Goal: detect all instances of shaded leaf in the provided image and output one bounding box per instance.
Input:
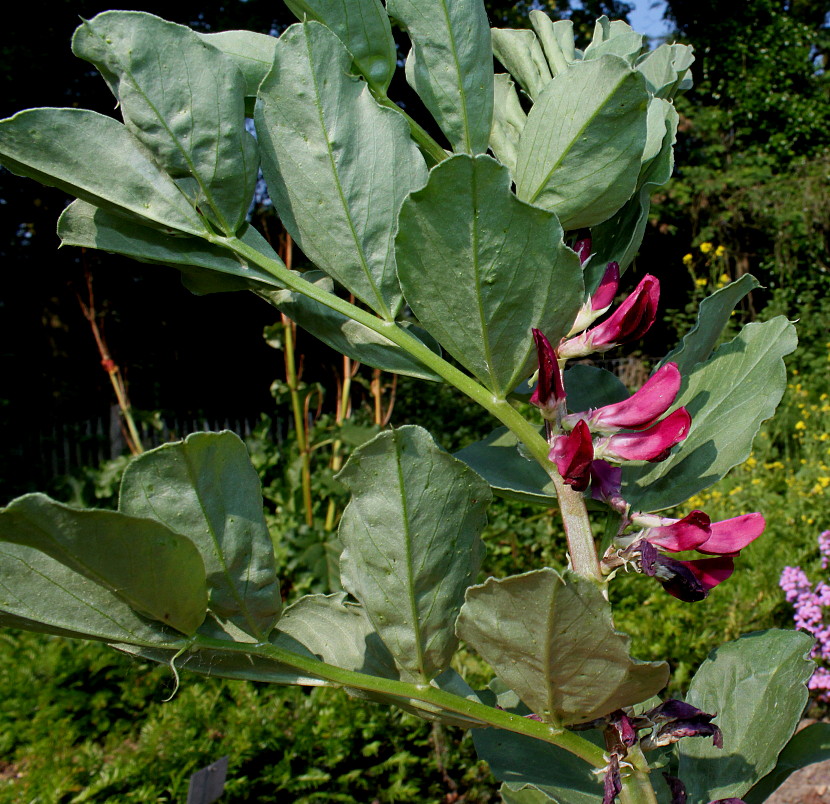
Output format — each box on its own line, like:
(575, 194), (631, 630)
(590, 98), (678, 276)
(0, 494), (207, 635)
(58, 200), (283, 293)
(623, 317), (797, 511)
(492, 28), (552, 100)
(457, 568), (668, 724)
(744, 722), (830, 804)
(0, 541), (187, 648)
(256, 22), (427, 319)
(199, 29), (277, 98)
(636, 42), (695, 99)
(389, 0), (493, 154)
(659, 275), (761, 375)
(678, 630), (814, 802)
(283, 0), (396, 92)
(515, 55), (649, 230)
(257, 272), (443, 381)
(529, 12), (579, 77)
(490, 73), (526, 175)
(455, 427), (556, 505)
(338, 426), (490, 683)
(500, 784), (575, 804)
(564, 365), (630, 413)
(74, 11), (258, 235)
(396, 154), (583, 396)
(119, 431), (281, 641)
(0, 108), (205, 235)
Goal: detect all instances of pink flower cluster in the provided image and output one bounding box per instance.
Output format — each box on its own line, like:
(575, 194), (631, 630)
(780, 531), (830, 698)
(531, 240), (765, 601)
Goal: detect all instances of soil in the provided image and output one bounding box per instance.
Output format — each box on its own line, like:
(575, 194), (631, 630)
(766, 721), (830, 804)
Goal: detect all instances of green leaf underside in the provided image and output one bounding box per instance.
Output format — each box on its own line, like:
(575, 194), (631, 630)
(396, 154), (582, 396)
(338, 426), (490, 683)
(583, 17), (645, 64)
(636, 42), (695, 98)
(623, 316), (797, 511)
(0, 494), (207, 635)
(283, 0), (397, 92)
(256, 21), (427, 319)
(457, 569), (668, 724)
(198, 29), (278, 98)
(454, 427), (556, 505)
(515, 55), (649, 230)
(678, 630), (814, 802)
(0, 541), (187, 648)
(744, 722), (830, 804)
(490, 73), (527, 176)
(73, 11), (257, 235)
(390, 0), (494, 155)
(491, 28), (552, 101)
(58, 200), (284, 293)
(0, 108), (205, 236)
(590, 98), (678, 276)
(257, 272), (443, 382)
(500, 783), (587, 804)
(660, 275), (761, 375)
(119, 432), (281, 641)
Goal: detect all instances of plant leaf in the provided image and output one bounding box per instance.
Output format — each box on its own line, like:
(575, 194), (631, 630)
(500, 784), (577, 804)
(0, 494), (207, 635)
(659, 275), (761, 374)
(583, 17), (645, 65)
(283, 0), (396, 93)
(623, 317), (797, 512)
(337, 426), (490, 683)
(491, 28), (552, 101)
(198, 29), (277, 109)
(564, 365), (630, 412)
(678, 629), (815, 802)
(119, 431), (281, 641)
(257, 272), (443, 382)
(58, 200), (283, 293)
(743, 722), (830, 804)
(457, 568), (668, 724)
(454, 427), (556, 505)
(256, 21), (427, 319)
(396, 154), (583, 397)
(530, 12), (579, 77)
(515, 55), (649, 230)
(490, 73), (527, 175)
(73, 11), (258, 235)
(0, 541), (187, 648)
(590, 98), (678, 276)
(636, 42), (695, 99)
(389, 0), (493, 154)
(0, 108), (205, 236)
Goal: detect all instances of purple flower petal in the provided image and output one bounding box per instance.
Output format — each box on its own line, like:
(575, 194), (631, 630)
(602, 753), (622, 804)
(592, 261), (620, 311)
(530, 328), (566, 415)
(663, 773), (687, 804)
(574, 237), (592, 265)
(644, 510), (711, 553)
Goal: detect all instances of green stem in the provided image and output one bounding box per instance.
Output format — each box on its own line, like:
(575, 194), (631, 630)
(618, 745), (660, 804)
(193, 632), (606, 768)
(226, 234), (602, 578)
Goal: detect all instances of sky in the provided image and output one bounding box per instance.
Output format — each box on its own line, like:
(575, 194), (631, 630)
(627, 0), (672, 40)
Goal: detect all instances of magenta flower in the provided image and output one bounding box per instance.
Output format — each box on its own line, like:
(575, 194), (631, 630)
(695, 513), (766, 555)
(530, 328), (566, 418)
(563, 363), (683, 435)
(550, 420), (594, 491)
(642, 510), (711, 552)
(640, 541), (737, 602)
(573, 237), (592, 265)
(560, 274), (660, 358)
(594, 407), (691, 463)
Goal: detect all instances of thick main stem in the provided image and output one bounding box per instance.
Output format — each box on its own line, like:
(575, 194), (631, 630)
(618, 746), (660, 804)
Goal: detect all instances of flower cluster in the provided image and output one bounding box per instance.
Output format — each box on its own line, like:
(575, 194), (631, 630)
(780, 531), (830, 699)
(531, 241), (765, 601)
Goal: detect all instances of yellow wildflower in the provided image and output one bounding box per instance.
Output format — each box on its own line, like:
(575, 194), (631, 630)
(695, 277), (707, 288)
(682, 253), (694, 266)
(699, 242), (713, 254)
(715, 245), (727, 257)
(795, 421), (807, 430)
(719, 273), (731, 284)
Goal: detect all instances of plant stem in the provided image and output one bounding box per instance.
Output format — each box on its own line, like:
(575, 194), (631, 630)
(224, 234), (602, 578)
(193, 631), (607, 769)
(373, 95), (448, 165)
(618, 745), (660, 804)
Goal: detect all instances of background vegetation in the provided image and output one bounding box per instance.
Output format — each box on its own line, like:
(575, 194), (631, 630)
(1, 0), (829, 800)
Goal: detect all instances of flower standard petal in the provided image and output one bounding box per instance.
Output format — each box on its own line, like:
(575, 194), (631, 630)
(591, 261), (620, 312)
(696, 513), (766, 555)
(644, 510), (711, 553)
(598, 407), (691, 463)
(550, 419), (594, 491)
